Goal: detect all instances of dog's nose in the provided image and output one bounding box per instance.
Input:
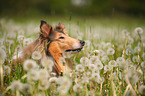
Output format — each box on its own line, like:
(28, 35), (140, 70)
(80, 40), (85, 46)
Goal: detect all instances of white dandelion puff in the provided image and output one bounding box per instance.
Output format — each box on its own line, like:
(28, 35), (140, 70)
(76, 64), (84, 72)
(27, 69), (39, 81)
(17, 35), (24, 43)
(134, 46), (141, 53)
(93, 50), (100, 56)
(39, 69), (50, 80)
(107, 48), (115, 55)
(41, 57), (54, 69)
(96, 61), (103, 70)
(10, 80), (23, 92)
(88, 64), (96, 71)
(23, 59), (38, 71)
(141, 62), (145, 68)
(49, 77), (58, 84)
(90, 56), (99, 64)
(138, 85), (145, 95)
(38, 79), (49, 90)
(135, 27), (143, 34)
(73, 84), (82, 92)
(133, 56), (140, 63)
(108, 60), (117, 67)
(32, 51), (42, 60)
(101, 55), (109, 63)
(104, 65), (112, 72)
(0, 48), (7, 64)
(3, 65), (11, 74)
(116, 57), (125, 64)
(80, 57), (90, 65)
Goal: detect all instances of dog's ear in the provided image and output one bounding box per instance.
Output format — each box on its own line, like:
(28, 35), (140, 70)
(40, 20), (53, 38)
(55, 23), (67, 35)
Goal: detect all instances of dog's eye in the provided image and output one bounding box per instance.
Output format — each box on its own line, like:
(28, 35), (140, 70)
(59, 37), (64, 39)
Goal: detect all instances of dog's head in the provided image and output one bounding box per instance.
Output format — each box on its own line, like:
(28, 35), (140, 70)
(40, 20), (85, 54)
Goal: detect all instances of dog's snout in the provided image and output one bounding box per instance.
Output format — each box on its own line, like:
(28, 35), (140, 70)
(80, 40), (85, 46)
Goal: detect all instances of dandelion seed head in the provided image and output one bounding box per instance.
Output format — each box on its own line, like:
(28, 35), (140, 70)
(108, 60), (117, 67)
(93, 50), (100, 56)
(23, 59), (38, 71)
(3, 65), (11, 74)
(141, 62), (145, 68)
(107, 48), (115, 55)
(38, 79), (49, 90)
(27, 69), (39, 81)
(96, 61), (103, 70)
(0, 48), (7, 64)
(17, 35), (24, 43)
(41, 57), (54, 69)
(90, 56), (99, 64)
(134, 46), (141, 53)
(73, 84), (82, 92)
(116, 57), (125, 64)
(135, 27), (143, 34)
(104, 65), (112, 72)
(39, 69), (50, 80)
(49, 77), (58, 84)
(138, 85), (145, 95)
(101, 55), (109, 63)
(10, 80), (23, 92)
(76, 64), (84, 72)
(21, 84), (30, 94)
(133, 56), (140, 63)
(23, 38), (33, 47)
(128, 36), (134, 44)
(88, 64), (96, 71)
(80, 57), (90, 64)
(32, 51), (42, 60)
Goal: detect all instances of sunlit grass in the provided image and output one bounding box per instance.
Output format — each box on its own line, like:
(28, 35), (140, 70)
(0, 16), (145, 96)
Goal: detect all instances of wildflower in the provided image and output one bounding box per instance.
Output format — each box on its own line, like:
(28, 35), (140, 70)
(138, 85), (145, 95)
(108, 60), (117, 67)
(96, 76), (105, 84)
(93, 73), (100, 80)
(93, 50), (100, 56)
(23, 59), (38, 71)
(98, 49), (105, 57)
(125, 69), (139, 85)
(118, 60), (128, 70)
(17, 35), (24, 43)
(134, 46), (141, 53)
(39, 69), (50, 80)
(80, 57), (90, 65)
(103, 42), (112, 50)
(49, 77), (58, 84)
(23, 38), (33, 47)
(73, 84), (82, 92)
(38, 79), (49, 90)
(125, 48), (132, 56)
(122, 29), (129, 37)
(96, 61), (103, 70)
(27, 69), (39, 81)
(116, 57), (125, 63)
(104, 65), (112, 72)
(81, 76), (89, 84)
(0, 48), (7, 64)
(101, 55), (109, 63)
(10, 80), (23, 92)
(133, 56), (140, 63)
(128, 36), (134, 44)
(85, 71), (93, 79)
(41, 57), (54, 70)
(3, 65), (11, 74)
(21, 84), (30, 94)
(57, 76), (71, 94)
(107, 48), (115, 55)
(141, 62), (145, 68)
(88, 64), (96, 71)
(76, 64), (84, 72)
(135, 27), (143, 34)
(32, 51), (42, 60)
(90, 56), (99, 64)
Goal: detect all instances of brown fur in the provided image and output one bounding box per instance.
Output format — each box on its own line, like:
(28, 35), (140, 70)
(13, 20), (85, 76)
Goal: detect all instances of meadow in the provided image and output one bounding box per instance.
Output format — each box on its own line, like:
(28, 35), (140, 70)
(0, 16), (145, 96)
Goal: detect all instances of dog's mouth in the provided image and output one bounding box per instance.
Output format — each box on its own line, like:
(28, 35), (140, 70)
(65, 48), (82, 53)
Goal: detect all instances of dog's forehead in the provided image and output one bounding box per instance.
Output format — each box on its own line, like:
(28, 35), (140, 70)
(54, 31), (66, 35)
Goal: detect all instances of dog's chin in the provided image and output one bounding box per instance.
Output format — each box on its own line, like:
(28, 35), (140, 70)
(65, 47), (83, 53)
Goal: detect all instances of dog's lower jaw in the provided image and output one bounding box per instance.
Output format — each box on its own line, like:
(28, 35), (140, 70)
(49, 42), (64, 76)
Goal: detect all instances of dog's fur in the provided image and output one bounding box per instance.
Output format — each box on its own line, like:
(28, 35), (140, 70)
(13, 20), (85, 76)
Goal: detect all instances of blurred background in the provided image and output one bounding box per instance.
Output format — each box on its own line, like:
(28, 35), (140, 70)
(0, 0), (145, 18)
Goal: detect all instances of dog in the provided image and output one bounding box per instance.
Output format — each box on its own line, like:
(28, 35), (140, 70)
(13, 20), (85, 76)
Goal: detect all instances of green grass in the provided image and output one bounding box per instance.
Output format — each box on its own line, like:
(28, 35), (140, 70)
(0, 16), (145, 96)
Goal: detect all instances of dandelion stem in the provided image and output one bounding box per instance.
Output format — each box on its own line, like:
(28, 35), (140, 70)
(0, 63), (4, 89)
(123, 85), (129, 96)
